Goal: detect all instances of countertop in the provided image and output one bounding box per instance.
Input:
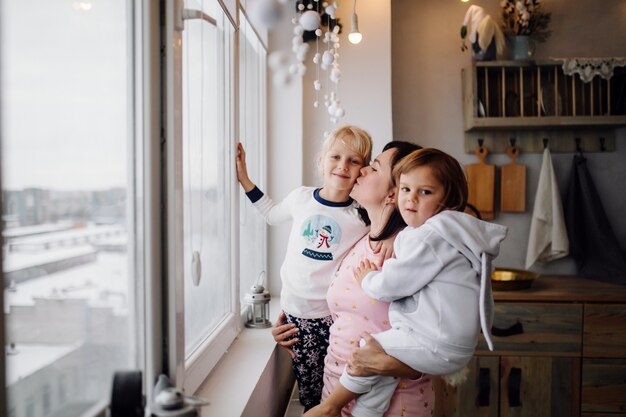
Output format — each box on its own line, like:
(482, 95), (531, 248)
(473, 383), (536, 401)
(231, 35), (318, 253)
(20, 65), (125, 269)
(493, 275), (626, 303)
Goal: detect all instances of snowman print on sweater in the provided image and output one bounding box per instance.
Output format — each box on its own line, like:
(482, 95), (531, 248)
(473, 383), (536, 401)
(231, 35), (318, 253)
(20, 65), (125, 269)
(300, 215), (342, 261)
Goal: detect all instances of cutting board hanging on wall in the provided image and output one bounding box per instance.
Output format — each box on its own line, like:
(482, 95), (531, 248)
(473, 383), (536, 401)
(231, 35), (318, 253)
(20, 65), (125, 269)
(500, 145), (526, 212)
(466, 146), (495, 219)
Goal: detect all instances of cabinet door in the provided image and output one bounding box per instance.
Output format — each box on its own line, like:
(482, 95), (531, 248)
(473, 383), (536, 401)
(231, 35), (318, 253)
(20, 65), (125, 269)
(583, 304), (626, 358)
(434, 356), (499, 417)
(581, 358), (626, 413)
(500, 356), (580, 417)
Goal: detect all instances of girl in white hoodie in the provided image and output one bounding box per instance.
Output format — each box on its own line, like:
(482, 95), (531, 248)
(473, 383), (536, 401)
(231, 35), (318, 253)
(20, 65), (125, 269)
(305, 148), (508, 417)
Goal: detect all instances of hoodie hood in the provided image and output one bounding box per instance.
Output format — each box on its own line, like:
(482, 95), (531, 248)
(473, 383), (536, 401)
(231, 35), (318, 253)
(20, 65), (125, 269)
(426, 210), (507, 351)
(426, 210), (508, 274)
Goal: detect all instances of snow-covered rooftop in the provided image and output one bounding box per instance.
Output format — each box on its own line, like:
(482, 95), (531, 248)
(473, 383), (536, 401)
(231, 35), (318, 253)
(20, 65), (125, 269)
(4, 251), (129, 313)
(3, 223), (74, 239)
(5, 342), (79, 385)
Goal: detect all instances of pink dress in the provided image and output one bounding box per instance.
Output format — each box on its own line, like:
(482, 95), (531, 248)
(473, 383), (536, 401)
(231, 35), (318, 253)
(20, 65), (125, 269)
(323, 235), (435, 417)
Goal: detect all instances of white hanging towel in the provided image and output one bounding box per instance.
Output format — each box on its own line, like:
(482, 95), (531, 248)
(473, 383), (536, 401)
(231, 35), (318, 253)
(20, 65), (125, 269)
(525, 148), (569, 268)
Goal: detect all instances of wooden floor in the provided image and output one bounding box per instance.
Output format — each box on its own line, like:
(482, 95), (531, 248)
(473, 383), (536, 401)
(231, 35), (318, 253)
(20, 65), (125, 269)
(283, 384), (305, 417)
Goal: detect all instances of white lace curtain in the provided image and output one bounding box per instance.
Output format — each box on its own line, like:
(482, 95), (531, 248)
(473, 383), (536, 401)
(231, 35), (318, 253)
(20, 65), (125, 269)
(554, 57), (626, 83)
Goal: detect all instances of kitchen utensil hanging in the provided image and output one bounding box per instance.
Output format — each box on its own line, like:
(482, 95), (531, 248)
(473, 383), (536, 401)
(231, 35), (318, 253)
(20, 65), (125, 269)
(500, 141), (526, 212)
(465, 142), (495, 219)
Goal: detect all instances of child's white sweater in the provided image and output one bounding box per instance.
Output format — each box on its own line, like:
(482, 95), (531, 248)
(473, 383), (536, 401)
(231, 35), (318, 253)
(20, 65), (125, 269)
(361, 211), (507, 356)
(249, 186), (368, 319)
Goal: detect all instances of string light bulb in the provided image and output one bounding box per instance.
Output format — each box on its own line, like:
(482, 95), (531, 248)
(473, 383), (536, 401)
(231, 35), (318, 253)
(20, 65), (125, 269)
(348, 0), (362, 44)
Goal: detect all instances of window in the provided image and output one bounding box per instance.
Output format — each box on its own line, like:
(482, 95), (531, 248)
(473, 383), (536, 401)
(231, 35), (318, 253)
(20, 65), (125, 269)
(1, 1), (141, 415)
(239, 11), (268, 304)
(1, 0), (270, 409)
(174, 0), (238, 393)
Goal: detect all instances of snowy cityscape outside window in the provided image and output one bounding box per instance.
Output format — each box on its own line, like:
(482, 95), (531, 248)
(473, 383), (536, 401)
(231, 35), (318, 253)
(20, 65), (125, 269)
(1, 1), (136, 416)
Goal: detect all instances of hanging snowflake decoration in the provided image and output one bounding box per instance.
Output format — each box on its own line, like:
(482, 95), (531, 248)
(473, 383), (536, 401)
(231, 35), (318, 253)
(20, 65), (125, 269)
(279, 1), (347, 126)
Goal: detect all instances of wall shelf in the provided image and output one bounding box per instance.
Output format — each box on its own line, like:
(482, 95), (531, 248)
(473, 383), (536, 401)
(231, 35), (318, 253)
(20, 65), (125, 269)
(462, 60), (626, 153)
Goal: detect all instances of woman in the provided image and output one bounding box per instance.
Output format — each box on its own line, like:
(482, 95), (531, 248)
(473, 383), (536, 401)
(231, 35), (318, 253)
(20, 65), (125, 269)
(274, 141), (435, 416)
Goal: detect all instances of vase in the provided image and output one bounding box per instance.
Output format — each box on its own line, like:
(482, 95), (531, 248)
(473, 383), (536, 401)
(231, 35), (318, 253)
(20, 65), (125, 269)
(507, 35), (535, 61)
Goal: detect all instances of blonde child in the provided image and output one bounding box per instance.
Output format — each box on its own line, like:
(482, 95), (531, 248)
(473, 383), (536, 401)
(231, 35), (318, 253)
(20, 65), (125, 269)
(236, 126), (373, 411)
(305, 148), (508, 417)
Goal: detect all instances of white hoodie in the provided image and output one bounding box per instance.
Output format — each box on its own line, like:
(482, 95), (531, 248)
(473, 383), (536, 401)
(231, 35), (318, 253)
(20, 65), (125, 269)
(361, 211), (507, 358)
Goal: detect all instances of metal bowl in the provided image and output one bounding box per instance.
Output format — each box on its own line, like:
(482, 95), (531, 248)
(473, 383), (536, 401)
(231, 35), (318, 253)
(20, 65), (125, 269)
(491, 268), (538, 291)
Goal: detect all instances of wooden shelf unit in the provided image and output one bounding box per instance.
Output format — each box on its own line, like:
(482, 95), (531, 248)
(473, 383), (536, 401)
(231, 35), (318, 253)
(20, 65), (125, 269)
(462, 60), (626, 153)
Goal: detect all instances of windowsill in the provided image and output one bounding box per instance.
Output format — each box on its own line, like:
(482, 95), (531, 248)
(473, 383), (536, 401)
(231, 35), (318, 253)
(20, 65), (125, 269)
(195, 298), (294, 416)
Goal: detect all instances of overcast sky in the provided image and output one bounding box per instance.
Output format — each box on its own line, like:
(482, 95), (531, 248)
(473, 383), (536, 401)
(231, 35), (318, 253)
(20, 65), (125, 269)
(1, 0), (128, 190)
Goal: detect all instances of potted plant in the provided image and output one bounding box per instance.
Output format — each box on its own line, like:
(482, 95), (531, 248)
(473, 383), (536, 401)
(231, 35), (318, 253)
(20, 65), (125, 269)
(500, 0), (551, 60)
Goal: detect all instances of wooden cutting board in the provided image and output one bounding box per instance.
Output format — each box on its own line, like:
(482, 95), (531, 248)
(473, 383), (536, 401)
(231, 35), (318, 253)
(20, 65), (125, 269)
(466, 146), (495, 219)
(500, 145), (526, 212)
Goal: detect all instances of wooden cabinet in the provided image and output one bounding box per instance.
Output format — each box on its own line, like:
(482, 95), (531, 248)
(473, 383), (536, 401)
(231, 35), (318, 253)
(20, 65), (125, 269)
(582, 304), (626, 415)
(488, 302), (582, 354)
(582, 358), (626, 414)
(461, 61), (626, 153)
(434, 276), (626, 417)
(436, 355), (580, 417)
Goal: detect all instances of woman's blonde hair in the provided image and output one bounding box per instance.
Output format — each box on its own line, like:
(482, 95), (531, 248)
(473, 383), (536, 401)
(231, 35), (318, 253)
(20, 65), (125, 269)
(392, 148), (468, 213)
(319, 125), (373, 170)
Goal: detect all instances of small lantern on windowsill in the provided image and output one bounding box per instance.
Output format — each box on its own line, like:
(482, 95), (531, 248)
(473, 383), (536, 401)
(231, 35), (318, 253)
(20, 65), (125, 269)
(244, 271), (272, 328)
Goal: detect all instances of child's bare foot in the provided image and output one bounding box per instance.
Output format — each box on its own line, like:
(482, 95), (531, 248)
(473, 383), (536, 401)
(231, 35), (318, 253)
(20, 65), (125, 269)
(302, 403), (341, 417)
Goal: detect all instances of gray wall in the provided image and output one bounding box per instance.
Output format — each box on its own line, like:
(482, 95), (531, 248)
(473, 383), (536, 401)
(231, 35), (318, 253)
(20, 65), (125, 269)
(391, 0), (626, 274)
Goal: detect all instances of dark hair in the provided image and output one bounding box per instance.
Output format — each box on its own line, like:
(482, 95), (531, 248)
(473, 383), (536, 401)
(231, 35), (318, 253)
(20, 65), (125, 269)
(393, 148), (468, 213)
(369, 140), (422, 241)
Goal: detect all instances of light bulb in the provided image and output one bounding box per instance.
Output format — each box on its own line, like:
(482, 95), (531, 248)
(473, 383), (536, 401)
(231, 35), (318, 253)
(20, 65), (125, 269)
(349, 13), (362, 44)
(348, 31), (362, 44)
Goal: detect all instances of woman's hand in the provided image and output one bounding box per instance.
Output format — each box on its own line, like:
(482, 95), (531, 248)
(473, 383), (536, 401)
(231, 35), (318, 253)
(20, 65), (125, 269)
(376, 239), (395, 263)
(271, 312), (299, 360)
(354, 259), (377, 284)
(236, 143), (255, 192)
(369, 236), (395, 265)
(347, 333), (423, 379)
(346, 332), (388, 376)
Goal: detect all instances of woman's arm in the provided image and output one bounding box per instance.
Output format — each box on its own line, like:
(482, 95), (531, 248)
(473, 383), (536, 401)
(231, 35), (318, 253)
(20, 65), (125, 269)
(347, 333), (423, 379)
(271, 312), (300, 360)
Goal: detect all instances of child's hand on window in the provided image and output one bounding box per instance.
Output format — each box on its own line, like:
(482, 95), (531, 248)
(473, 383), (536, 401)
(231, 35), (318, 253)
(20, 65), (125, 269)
(354, 259), (378, 284)
(236, 143), (255, 192)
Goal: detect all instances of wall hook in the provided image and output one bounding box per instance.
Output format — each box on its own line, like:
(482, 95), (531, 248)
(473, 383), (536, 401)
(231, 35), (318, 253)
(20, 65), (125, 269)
(575, 137), (583, 154)
(509, 137), (516, 148)
(478, 138), (484, 150)
(543, 138), (549, 150)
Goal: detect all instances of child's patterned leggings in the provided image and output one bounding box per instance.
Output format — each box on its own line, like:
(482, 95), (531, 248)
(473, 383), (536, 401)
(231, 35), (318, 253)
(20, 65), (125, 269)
(284, 312), (333, 410)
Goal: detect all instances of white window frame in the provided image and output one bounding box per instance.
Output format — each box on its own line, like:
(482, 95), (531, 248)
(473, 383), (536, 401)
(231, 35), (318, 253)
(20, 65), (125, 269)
(238, 6), (268, 309)
(0, 0), (268, 411)
(139, 0), (165, 407)
(164, 0), (241, 395)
